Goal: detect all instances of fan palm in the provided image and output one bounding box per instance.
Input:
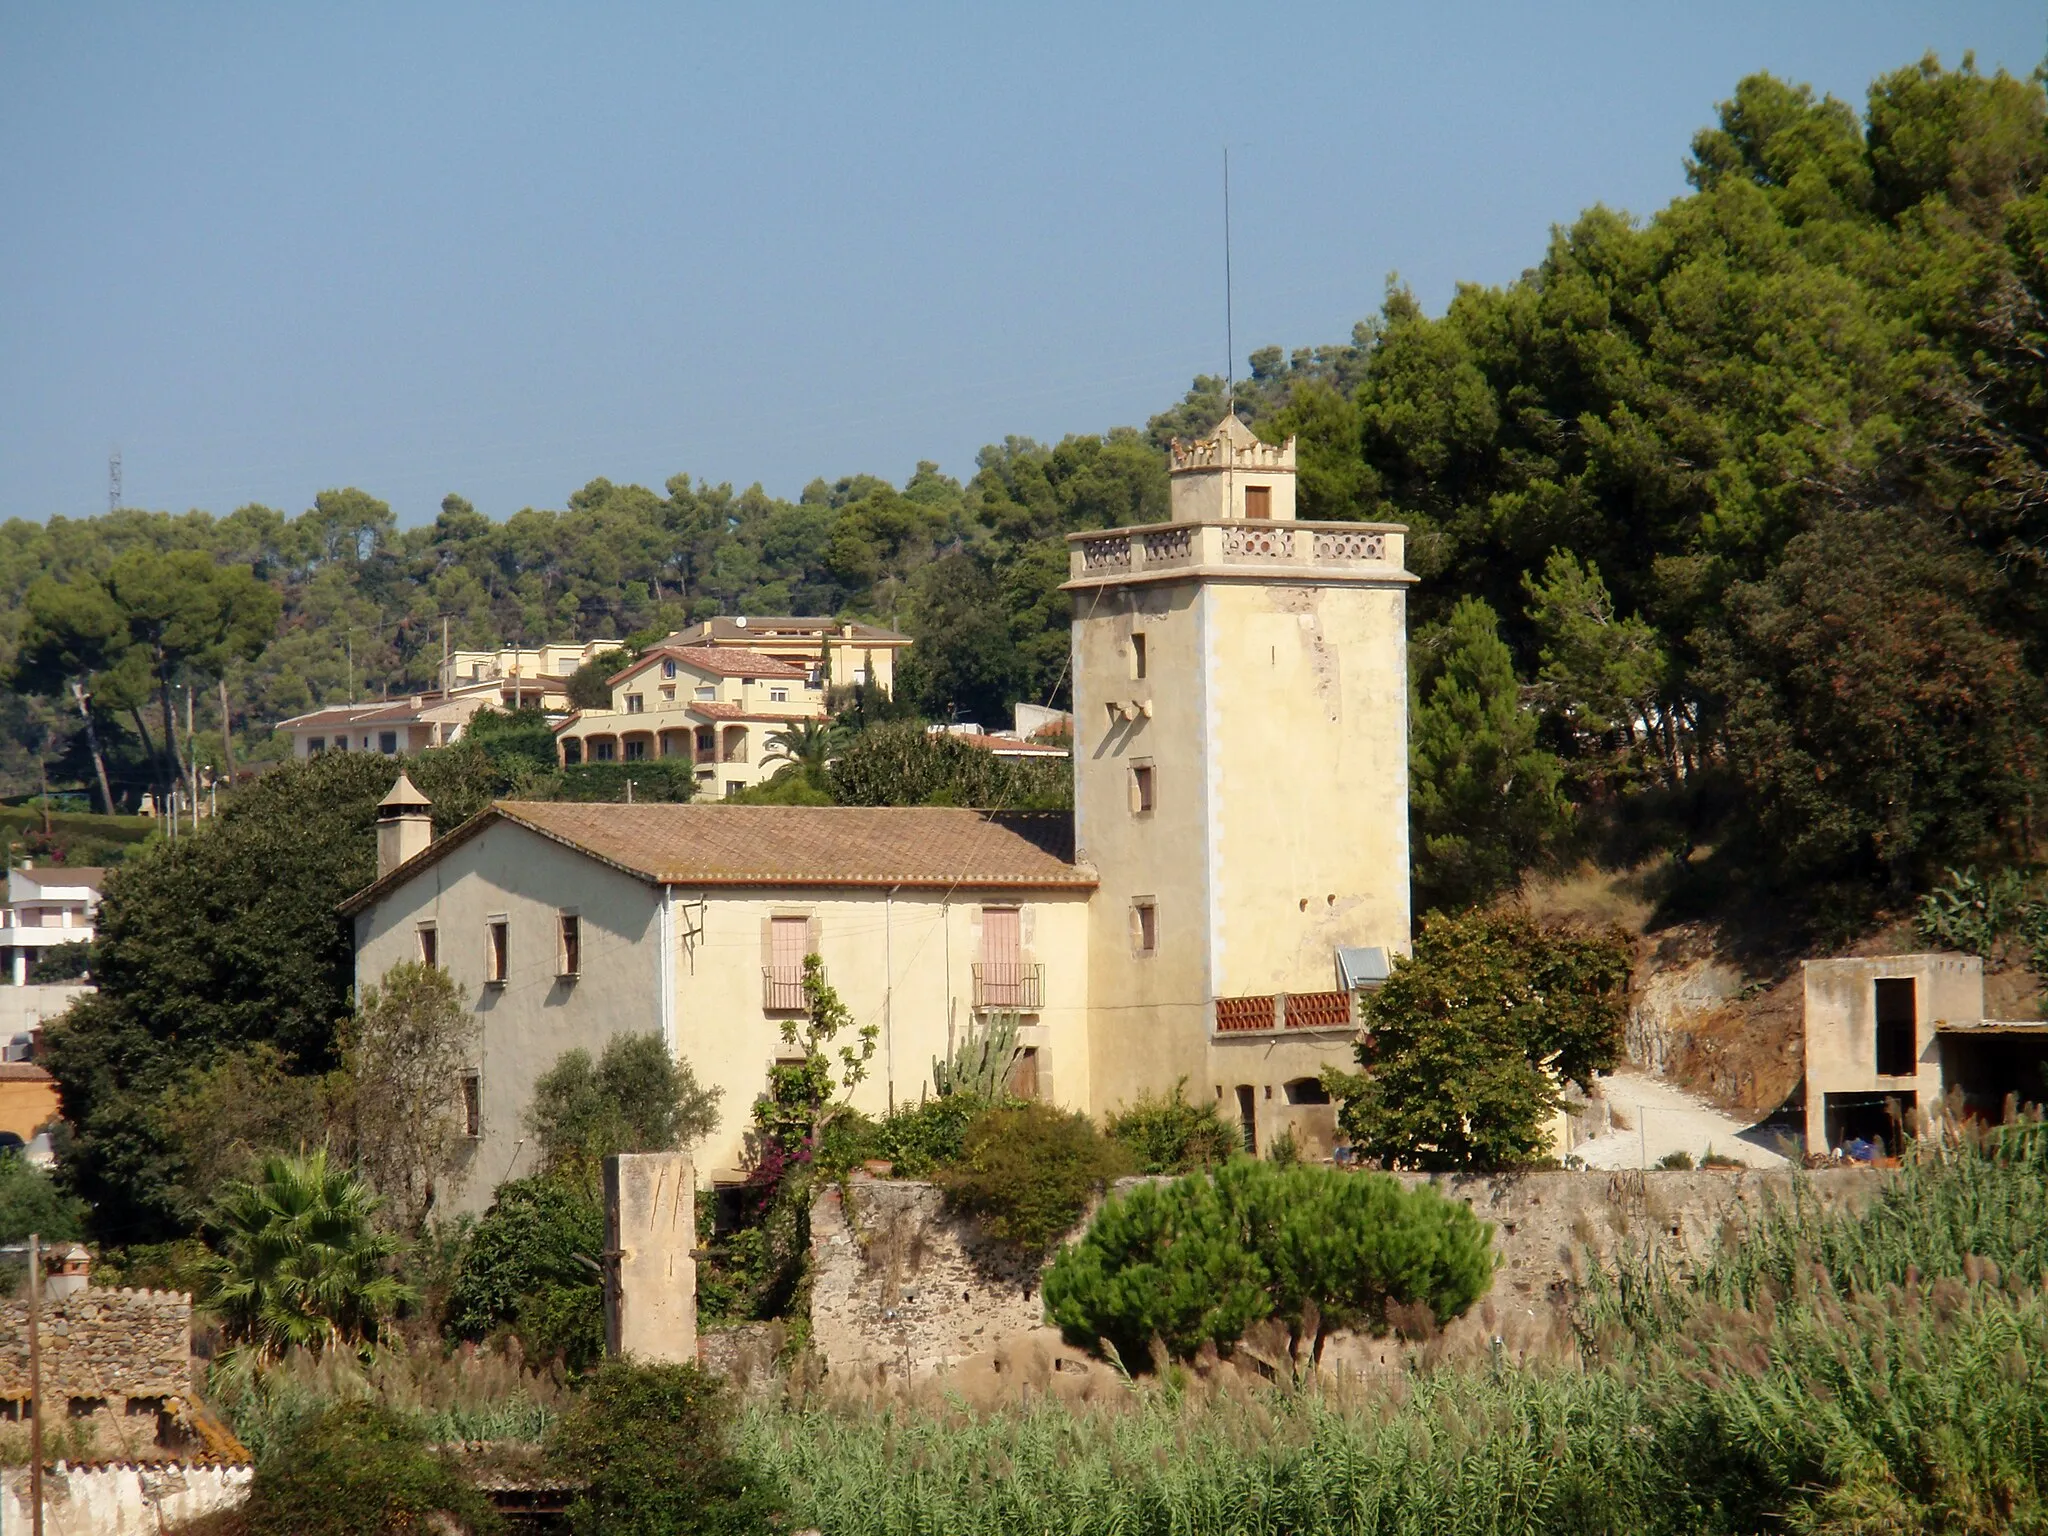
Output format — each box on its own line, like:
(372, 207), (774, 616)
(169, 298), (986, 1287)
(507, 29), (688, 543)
(201, 1148), (415, 1362)
(762, 719), (845, 784)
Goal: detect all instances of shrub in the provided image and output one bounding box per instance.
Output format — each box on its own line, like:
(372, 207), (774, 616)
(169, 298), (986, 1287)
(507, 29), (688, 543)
(940, 1103), (1130, 1254)
(0, 1150), (87, 1245)
(1105, 1079), (1237, 1174)
(445, 1176), (605, 1370)
(27, 940), (89, 983)
(1042, 1161), (1495, 1366)
(864, 1095), (983, 1177)
(236, 1398), (500, 1536)
(547, 1359), (778, 1536)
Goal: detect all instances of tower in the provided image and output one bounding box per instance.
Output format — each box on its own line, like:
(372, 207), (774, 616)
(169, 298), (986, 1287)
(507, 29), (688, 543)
(1066, 415), (1412, 1151)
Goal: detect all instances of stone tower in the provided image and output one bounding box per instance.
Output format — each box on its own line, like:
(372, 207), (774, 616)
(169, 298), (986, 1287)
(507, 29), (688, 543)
(1066, 414), (1413, 1152)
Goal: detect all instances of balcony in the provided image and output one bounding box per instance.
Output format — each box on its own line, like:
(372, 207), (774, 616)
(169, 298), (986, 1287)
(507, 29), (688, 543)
(1213, 990), (1354, 1035)
(1065, 520), (1406, 588)
(762, 965), (811, 1012)
(972, 962), (1044, 1012)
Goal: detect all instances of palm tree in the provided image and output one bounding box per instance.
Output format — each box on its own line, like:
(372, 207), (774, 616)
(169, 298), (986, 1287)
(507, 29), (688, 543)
(201, 1148), (415, 1362)
(762, 719), (845, 788)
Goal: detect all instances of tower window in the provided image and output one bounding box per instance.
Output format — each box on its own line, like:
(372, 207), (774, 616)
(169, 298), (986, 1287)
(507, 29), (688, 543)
(1131, 899), (1157, 954)
(1130, 632), (1148, 680)
(417, 923), (438, 969)
(1129, 763), (1155, 815)
(1244, 485), (1271, 520)
(460, 1071), (481, 1138)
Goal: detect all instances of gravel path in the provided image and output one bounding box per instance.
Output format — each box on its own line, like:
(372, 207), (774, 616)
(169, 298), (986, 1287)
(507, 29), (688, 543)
(1573, 1068), (1792, 1170)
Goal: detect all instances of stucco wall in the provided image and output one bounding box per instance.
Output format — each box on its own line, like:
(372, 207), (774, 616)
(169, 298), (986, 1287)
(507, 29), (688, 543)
(0, 1289), (191, 1401)
(1802, 954), (1979, 1150)
(1071, 558), (1411, 1153)
(678, 884), (1093, 1179)
(0, 984), (93, 1039)
(353, 820), (665, 1214)
(2, 1461), (251, 1536)
(355, 818), (1095, 1194)
(810, 1169), (1880, 1382)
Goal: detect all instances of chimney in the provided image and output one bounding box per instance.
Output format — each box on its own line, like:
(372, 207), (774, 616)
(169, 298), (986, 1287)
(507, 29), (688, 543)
(377, 772), (434, 878)
(46, 1242), (92, 1300)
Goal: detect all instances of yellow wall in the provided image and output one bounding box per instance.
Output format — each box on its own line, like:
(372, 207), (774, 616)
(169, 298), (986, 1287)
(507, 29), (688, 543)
(0, 1076), (60, 1141)
(674, 885), (1093, 1178)
(1067, 519), (1412, 1152)
(1802, 954), (1979, 1151)
(354, 818), (1094, 1203)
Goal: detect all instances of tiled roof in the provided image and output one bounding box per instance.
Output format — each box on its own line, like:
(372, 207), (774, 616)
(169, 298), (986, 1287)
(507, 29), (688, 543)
(12, 866), (106, 889)
(0, 1062), (54, 1082)
(951, 732), (1070, 757)
(341, 803), (1090, 912)
(614, 646), (810, 685)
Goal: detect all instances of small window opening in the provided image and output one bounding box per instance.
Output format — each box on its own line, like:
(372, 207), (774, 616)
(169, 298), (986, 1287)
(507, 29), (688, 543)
(417, 924), (438, 969)
(487, 920), (509, 984)
(460, 1071), (481, 1138)
(1129, 763), (1155, 815)
(625, 694), (644, 714)
(1284, 1076), (1331, 1105)
(1244, 485), (1271, 520)
(1132, 900), (1157, 953)
(1235, 1085), (1258, 1152)
(1130, 632), (1148, 680)
(1876, 977), (1918, 1077)
(558, 913), (581, 978)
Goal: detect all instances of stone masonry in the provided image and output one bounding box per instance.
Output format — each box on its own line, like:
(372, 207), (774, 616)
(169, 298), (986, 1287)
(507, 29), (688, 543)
(0, 1289), (192, 1405)
(810, 1168), (1881, 1382)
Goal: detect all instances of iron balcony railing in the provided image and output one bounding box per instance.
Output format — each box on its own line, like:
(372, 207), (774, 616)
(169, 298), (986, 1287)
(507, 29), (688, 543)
(762, 965), (812, 1012)
(972, 962), (1044, 1012)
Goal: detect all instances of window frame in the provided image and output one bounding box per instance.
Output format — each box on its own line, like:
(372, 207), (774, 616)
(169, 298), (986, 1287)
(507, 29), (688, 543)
(1244, 485), (1272, 519)
(557, 911), (582, 979)
(624, 693), (645, 714)
(416, 922), (439, 969)
(1129, 761), (1156, 816)
(1131, 898), (1158, 955)
(485, 917), (509, 986)
(459, 1069), (481, 1139)
(377, 730), (399, 755)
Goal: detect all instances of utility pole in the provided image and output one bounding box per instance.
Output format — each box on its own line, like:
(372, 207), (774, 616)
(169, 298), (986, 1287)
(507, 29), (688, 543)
(108, 448), (121, 515)
(28, 1231), (44, 1536)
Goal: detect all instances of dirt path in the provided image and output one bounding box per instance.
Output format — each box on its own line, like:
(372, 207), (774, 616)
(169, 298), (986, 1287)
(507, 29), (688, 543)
(1574, 1067), (1792, 1170)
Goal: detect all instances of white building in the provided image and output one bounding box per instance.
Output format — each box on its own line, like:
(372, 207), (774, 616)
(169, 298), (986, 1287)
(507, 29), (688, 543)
(0, 865), (103, 987)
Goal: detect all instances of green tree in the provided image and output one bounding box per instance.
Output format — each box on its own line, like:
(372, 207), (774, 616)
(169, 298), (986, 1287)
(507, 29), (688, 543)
(1409, 597), (1572, 910)
(444, 1175), (606, 1370)
(759, 718), (845, 795)
(567, 648), (630, 711)
(0, 1152), (88, 1245)
(526, 1034), (722, 1190)
(332, 962), (479, 1234)
(1522, 550), (1674, 785)
(43, 748), (507, 1242)
(200, 1148), (414, 1363)
(1696, 508), (2044, 902)
(1327, 910), (1631, 1170)
(1042, 1161), (1495, 1367)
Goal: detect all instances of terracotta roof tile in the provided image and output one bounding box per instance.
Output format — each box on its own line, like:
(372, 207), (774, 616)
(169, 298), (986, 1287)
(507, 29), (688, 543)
(615, 646), (809, 685)
(11, 866), (106, 888)
(341, 803), (1091, 911)
(0, 1062), (54, 1082)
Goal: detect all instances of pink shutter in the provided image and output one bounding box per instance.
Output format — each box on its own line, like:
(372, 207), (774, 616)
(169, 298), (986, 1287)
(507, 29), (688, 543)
(981, 907), (1022, 1007)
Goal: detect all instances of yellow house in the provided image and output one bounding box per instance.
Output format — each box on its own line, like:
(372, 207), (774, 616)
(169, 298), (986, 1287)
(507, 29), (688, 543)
(343, 415), (1414, 1204)
(661, 617), (910, 697)
(343, 794), (1092, 1203)
(554, 645), (827, 795)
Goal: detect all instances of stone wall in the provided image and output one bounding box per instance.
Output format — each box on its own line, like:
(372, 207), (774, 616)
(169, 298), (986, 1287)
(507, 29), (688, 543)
(0, 1289), (192, 1403)
(810, 1168), (1881, 1382)
(1, 1460), (251, 1536)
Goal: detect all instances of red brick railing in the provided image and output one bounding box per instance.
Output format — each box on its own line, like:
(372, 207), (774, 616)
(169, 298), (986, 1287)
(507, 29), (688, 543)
(1213, 991), (1354, 1034)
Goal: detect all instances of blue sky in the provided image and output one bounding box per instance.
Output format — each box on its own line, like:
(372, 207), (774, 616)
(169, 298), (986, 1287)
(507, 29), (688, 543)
(2, 3), (2042, 528)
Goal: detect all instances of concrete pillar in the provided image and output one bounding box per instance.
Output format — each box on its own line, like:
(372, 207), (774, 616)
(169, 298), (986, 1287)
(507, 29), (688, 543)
(9, 950), (22, 987)
(603, 1152), (697, 1364)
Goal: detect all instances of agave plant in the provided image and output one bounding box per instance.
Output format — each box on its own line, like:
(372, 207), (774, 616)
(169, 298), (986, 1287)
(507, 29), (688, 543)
(201, 1148), (416, 1363)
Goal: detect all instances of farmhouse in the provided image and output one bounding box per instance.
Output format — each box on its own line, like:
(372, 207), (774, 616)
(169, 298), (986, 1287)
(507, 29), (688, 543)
(342, 417), (1416, 1207)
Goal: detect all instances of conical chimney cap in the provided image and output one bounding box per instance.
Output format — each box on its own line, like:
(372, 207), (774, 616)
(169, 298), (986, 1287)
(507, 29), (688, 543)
(378, 771), (432, 813)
